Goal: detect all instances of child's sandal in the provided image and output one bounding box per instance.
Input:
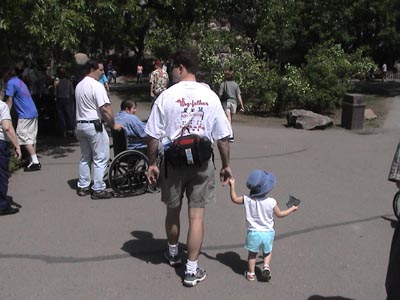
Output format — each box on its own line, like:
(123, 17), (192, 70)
(245, 271), (256, 281)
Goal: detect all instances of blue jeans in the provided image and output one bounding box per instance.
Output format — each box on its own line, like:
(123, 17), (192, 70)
(75, 123), (110, 191)
(0, 140), (10, 208)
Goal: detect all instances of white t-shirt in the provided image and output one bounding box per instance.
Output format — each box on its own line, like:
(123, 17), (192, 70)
(0, 100), (11, 141)
(244, 195), (277, 231)
(75, 76), (110, 121)
(145, 81), (232, 144)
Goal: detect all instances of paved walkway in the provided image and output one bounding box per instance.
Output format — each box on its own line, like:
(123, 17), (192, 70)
(1, 91), (399, 300)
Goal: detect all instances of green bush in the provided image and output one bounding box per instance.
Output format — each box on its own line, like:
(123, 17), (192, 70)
(9, 151), (22, 173)
(278, 64), (312, 112)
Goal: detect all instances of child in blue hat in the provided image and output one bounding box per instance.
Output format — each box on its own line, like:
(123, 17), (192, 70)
(228, 169), (298, 282)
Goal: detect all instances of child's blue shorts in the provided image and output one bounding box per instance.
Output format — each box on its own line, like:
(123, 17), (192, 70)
(245, 230), (275, 254)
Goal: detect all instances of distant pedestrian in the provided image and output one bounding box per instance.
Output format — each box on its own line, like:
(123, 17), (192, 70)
(99, 73), (110, 92)
(4, 66), (41, 172)
(218, 69), (244, 142)
(136, 63), (143, 84)
(228, 170), (298, 282)
(55, 68), (75, 137)
(149, 59), (169, 103)
(382, 63), (387, 81)
(0, 92), (22, 215)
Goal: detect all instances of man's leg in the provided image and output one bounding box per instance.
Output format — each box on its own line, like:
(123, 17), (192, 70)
(187, 207), (205, 261)
(183, 207), (207, 286)
(91, 129), (110, 192)
(76, 125), (92, 189)
(165, 204), (182, 245)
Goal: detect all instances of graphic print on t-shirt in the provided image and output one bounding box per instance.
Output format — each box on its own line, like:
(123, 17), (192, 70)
(176, 97), (207, 133)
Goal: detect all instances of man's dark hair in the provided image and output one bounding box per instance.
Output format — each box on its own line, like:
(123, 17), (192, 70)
(171, 50), (198, 74)
(83, 60), (101, 74)
(121, 99), (136, 111)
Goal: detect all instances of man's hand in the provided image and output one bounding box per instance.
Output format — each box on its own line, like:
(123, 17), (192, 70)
(14, 147), (22, 160)
(220, 166), (233, 186)
(147, 164), (160, 185)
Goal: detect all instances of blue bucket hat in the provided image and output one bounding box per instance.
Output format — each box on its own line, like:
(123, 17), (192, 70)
(246, 170), (276, 198)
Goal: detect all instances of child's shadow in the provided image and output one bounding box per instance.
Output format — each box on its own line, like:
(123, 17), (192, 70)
(203, 251), (247, 275)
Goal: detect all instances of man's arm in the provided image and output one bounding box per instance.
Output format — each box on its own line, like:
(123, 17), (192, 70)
(147, 136), (160, 185)
(99, 104), (122, 131)
(217, 137), (232, 185)
(1, 119), (21, 159)
(5, 96), (13, 110)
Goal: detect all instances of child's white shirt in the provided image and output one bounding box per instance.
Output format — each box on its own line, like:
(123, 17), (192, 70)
(244, 195), (277, 231)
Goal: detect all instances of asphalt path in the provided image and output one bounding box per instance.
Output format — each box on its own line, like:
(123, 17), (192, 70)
(1, 91), (399, 300)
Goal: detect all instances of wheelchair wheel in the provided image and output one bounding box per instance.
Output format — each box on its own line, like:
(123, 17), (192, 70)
(393, 191), (400, 220)
(108, 150), (149, 196)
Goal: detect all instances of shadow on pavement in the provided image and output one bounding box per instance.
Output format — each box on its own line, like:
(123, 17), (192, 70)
(307, 296), (355, 300)
(36, 136), (79, 159)
(351, 80), (400, 96)
(202, 251), (247, 276)
(121, 230), (185, 278)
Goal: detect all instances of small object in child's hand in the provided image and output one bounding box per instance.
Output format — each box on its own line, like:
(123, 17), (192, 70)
(286, 195), (301, 208)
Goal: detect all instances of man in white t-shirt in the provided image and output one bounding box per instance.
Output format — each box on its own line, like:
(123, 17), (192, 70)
(75, 60), (122, 200)
(145, 50), (232, 287)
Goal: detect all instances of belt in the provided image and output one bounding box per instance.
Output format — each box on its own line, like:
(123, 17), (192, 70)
(77, 120), (98, 124)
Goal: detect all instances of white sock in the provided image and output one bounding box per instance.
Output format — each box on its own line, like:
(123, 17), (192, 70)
(168, 243), (178, 257)
(186, 259), (198, 274)
(31, 154), (39, 164)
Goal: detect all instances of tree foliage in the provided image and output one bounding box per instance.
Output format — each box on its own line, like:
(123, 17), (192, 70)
(0, 0), (398, 114)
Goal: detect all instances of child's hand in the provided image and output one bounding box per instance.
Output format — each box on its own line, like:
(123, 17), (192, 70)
(228, 178), (235, 186)
(291, 205), (299, 212)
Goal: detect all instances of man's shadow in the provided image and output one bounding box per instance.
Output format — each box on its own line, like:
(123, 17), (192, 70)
(121, 231), (187, 278)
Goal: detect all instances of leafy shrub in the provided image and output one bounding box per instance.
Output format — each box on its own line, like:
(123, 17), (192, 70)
(278, 64), (312, 112)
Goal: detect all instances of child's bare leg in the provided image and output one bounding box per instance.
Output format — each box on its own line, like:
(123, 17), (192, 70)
(263, 252), (272, 269)
(262, 252), (272, 282)
(247, 251), (257, 273)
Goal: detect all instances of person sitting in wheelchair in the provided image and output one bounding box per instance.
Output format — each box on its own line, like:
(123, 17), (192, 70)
(114, 99), (147, 151)
(114, 99), (163, 158)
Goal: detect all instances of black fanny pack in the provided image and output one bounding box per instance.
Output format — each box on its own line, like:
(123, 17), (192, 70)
(164, 128), (214, 176)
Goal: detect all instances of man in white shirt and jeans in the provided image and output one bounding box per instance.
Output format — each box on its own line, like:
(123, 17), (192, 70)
(75, 60), (122, 200)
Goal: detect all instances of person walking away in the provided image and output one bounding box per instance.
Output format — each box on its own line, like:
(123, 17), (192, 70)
(99, 73), (110, 93)
(382, 63), (387, 81)
(145, 50), (233, 287)
(55, 68), (75, 137)
(136, 63), (143, 84)
(75, 60), (122, 200)
(0, 93), (22, 215)
(228, 170), (298, 281)
(149, 59), (169, 103)
(386, 141), (400, 299)
(4, 66), (41, 172)
(219, 69), (244, 142)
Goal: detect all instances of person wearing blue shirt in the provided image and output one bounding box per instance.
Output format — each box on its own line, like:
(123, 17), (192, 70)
(4, 66), (41, 172)
(114, 100), (147, 150)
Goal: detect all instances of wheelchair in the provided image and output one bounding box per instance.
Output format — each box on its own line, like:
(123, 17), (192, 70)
(108, 129), (159, 197)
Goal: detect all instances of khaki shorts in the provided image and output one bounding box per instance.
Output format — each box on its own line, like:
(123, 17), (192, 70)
(224, 100), (238, 114)
(17, 118), (38, 145)
(159, 160), (216, 208)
